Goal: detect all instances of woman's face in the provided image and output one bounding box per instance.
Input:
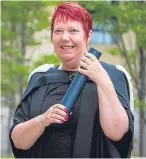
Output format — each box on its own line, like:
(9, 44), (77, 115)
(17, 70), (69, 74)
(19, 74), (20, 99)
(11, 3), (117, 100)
(52, 20), (92, 69)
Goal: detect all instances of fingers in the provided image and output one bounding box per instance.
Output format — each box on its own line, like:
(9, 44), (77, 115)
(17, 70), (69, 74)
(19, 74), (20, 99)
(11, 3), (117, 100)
(44, 104), (69, 125)
(80, 61), (89, 70)
(81, 55), (92, 65)
(85, 53), (97, 61)
(54, 104), (68, 112)
(49, 104), (67, 117)
(78, 52), (98, 77)
(78, 52), (104, 84)
(78, 67), (88, 75)
(49, 113), (69, 122)
(80, 53), (98, 69)
(49, 118), (64, 124)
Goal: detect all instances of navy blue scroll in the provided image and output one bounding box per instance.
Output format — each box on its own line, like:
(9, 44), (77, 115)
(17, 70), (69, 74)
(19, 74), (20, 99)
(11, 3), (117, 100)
(60, 48), (102, 113)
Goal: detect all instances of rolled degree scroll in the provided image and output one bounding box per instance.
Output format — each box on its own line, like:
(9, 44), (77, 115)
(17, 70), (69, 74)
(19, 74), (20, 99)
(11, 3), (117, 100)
(60, 48), (102, 113)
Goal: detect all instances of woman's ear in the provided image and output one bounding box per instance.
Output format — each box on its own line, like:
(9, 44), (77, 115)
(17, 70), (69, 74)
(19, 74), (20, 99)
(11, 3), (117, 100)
(87, 30), (92, 44)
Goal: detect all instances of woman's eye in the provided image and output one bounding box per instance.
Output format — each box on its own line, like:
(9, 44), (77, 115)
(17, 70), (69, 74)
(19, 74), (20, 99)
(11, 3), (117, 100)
(70, 29), (78, 33)
(54, 30), (62, 34)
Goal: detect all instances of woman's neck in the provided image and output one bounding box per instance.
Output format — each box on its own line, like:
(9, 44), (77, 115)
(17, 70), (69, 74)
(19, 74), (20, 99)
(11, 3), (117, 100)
(58, 64), (79, 71)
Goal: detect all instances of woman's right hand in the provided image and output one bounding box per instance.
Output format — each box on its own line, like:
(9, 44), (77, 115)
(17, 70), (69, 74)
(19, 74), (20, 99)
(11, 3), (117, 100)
(37, 104), (69, 127)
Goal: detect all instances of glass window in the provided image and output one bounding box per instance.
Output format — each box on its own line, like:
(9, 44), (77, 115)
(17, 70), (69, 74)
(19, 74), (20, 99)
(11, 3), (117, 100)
(90, 24), (116, 44)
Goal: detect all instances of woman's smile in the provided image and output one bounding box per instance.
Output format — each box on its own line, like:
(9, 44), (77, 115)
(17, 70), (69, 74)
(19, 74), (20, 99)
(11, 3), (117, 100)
(60, 46), (75, 50)
(59, 45), (76, 58)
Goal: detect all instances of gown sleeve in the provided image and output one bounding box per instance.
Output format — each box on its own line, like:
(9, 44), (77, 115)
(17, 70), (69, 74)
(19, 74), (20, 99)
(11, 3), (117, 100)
(9, 95), (32, 158)
(104, 68), (134, 158)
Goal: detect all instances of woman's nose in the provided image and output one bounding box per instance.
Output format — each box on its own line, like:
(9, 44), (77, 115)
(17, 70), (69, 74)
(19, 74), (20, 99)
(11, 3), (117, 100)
(61, 31), (70, 41)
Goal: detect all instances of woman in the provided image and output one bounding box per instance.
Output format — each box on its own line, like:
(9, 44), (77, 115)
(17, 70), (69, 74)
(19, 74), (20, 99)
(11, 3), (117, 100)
(10, 2), (134, 158)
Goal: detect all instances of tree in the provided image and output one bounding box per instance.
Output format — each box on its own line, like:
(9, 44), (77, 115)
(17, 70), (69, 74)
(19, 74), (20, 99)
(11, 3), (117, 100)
(79, 1), (146, 156)
(1, 1), (51, 104)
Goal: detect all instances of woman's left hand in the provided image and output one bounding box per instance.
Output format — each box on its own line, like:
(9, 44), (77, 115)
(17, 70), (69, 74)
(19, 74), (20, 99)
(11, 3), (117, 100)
(78, 53), (105, 84)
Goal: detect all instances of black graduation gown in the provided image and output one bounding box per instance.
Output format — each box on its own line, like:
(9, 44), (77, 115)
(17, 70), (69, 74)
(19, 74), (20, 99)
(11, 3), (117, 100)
(9, 62), (134, 158)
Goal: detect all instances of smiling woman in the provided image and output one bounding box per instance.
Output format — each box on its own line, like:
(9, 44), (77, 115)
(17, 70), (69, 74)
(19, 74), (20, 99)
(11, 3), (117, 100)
(51, 3), (92, 70)
(9, 2), (134, 158)
(52, 20), (92, 70)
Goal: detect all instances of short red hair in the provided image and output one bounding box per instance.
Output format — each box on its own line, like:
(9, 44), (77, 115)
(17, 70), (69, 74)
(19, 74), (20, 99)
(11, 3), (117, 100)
(51, 2), (92, 40)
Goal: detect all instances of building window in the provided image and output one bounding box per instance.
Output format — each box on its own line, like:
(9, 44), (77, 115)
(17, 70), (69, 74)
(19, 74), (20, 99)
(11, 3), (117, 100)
(90, 23), (116, 44)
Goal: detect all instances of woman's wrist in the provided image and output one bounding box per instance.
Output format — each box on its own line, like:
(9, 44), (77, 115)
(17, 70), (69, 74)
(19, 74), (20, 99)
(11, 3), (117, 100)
(36, 115), (46, 131)
(95, 69), (109, 85)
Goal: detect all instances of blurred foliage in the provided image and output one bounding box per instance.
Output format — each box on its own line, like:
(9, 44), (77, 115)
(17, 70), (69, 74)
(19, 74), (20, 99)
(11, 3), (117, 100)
(134, 97), (146, 110)
(31, 53), (61, 69)
(80, 1), (146, 48)
(1, 49), (29, 93)
(1, 1), (50, 47)
(106, 47), (120, 56)
(1, 48), (30, 108)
